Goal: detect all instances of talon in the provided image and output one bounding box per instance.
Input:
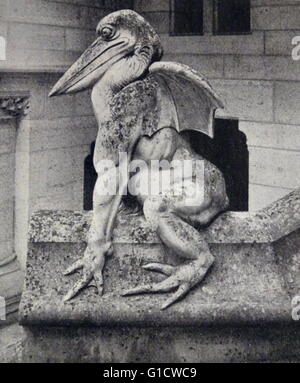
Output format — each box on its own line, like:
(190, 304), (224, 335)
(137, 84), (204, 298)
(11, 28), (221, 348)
(122, 277), (179, 297)
(63, 259), (83, 275)
(121, 284), (153, 296)
(161, 283), (190, 310)
(63, 242), (109, 302)
(93, 269), (104, 295)
(63, 273), (90, 302)
(122, 259), (210, 309)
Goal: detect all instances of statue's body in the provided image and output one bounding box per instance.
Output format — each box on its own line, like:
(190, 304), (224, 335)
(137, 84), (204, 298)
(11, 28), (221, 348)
(50, 10), (229, 309)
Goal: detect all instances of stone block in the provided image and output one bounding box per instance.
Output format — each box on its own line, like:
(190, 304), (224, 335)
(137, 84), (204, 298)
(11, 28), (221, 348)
(160, 32), (264, 55)
(249, 184), (291, 211)
(44, 93), (75, 120)
(224, 55), (300, 81)
(0, 21), (8, 39)
(252, 5), (300, 30)
(73, 90), (95, 116)
(211, 79), (273, 122)
(265, 30), (300, 56)
(134, 0), (169, 12)
(32, 181), (84, 211)
(30, 146), (85, 199)
(252, 0), (300, 5)
(274, 81), (300, 124)
(249, 146), (300, 189)
(142, 11), (170, 34)
(18, 190), (300, 361)
(9, 23), (65, 51)
(163, 54), (224, 78)
(0, 121), (16, 155)
(0, 47), (80, 73)
(0, 324), (24, 363)
(0, 201), (14, 242)
(65, 28), (96, 52)
(240, 121), (300, 151)
(20, 325), (300, 363)
(0, 152), (15, 200)
(47, 0), (108, 8)
(0, 241), (13, 262)
(30, 117), (97, 152)
(85, 7), (107, 31)
(5, 0), (91, 29)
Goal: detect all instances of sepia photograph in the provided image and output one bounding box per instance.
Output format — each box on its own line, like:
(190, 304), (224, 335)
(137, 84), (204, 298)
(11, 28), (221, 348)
(0, 0), (300, 368)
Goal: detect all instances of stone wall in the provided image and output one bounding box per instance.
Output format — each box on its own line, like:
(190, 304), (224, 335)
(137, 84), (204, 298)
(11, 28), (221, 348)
(0, 0), (133, 72)
(135, 0), (300, 211)
(0, 115), (16, 262)
(0, 73), (97, 268)
(0, 0), (134, 268)
(0, 1), (130, 271)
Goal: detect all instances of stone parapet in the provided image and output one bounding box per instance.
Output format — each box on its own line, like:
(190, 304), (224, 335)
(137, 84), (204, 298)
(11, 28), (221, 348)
(19, 189), (300, 328)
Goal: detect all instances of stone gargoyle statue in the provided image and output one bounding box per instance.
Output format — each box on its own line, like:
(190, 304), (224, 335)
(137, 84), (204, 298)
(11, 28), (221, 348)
(49, 10), (229, 309)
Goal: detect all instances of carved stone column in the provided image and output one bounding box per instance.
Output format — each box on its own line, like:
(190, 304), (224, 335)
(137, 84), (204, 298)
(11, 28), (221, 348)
(0, 95), (29, 324)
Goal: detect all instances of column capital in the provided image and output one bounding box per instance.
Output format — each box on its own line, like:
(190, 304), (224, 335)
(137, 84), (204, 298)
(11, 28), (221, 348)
(0, 96), (30, 118)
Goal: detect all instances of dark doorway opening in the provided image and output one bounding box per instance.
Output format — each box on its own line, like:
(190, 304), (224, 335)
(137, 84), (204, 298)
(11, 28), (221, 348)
(189, 118), (249, 211)
(84, 142), (97, 211)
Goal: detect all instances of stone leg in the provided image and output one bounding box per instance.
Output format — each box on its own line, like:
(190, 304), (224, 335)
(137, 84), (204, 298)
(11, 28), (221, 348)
(122, 203), (215, 309)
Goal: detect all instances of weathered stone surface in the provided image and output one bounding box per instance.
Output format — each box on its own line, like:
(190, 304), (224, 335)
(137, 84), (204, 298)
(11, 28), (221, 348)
(28, 189), (300, 245)
(224, 55), (300, 81)
(249, 147), (300, 189)
(240, 121), (300, 151)
(252, 5), (300, 30)
(163, 53), (224, 79)
(9, 23), (65, 51)
(265, 30), (300, 56)
(0, 324), (24, 363)
(249, 184), (292, 212)
(160, 32), (264, 56)
(274, 81), (300, 124)
(20, 189), (300, 328)
(19, 325), (300, 363)
(212, 79), (273, 122)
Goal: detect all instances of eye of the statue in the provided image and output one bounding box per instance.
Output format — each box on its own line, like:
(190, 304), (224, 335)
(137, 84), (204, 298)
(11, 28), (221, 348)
(100, 26), (115, 40)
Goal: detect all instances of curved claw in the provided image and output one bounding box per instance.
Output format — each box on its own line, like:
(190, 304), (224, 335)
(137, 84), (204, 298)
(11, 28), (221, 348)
(63, 241), (111, 302)
(93, 269), (104, 296)
(122, 275), (179, 297)
(121, 261), (202, 310)
(63, 259), (83, 275)
(63, 272), (91, 302)
(161, 283), (190, 310)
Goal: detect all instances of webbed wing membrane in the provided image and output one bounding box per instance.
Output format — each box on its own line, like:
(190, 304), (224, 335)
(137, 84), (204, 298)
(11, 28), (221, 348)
(149, 61), (224, 138)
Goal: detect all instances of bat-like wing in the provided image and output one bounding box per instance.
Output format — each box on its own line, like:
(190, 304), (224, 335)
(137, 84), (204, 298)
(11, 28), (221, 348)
(149, 61), (224, 138)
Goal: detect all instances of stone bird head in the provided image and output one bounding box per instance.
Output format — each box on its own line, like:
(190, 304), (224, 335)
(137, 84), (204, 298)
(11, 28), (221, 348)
(49, 10), (163, 96)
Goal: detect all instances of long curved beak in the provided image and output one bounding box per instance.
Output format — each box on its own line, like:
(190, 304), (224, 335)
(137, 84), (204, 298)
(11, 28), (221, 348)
(49, 36), (131, 97)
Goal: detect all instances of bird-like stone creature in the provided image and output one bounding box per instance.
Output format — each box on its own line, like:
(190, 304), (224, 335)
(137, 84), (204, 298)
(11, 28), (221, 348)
(49, 10), (229, 309)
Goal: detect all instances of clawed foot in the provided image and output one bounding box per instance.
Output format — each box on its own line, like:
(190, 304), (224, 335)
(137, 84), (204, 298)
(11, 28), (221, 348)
(63, 241), (112, 302)
(122, 261), (206, 310)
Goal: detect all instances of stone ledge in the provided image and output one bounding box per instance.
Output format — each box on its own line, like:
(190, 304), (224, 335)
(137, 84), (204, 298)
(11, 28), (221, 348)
(29, 189), (300, 244)
(19, 190), (300, 328)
